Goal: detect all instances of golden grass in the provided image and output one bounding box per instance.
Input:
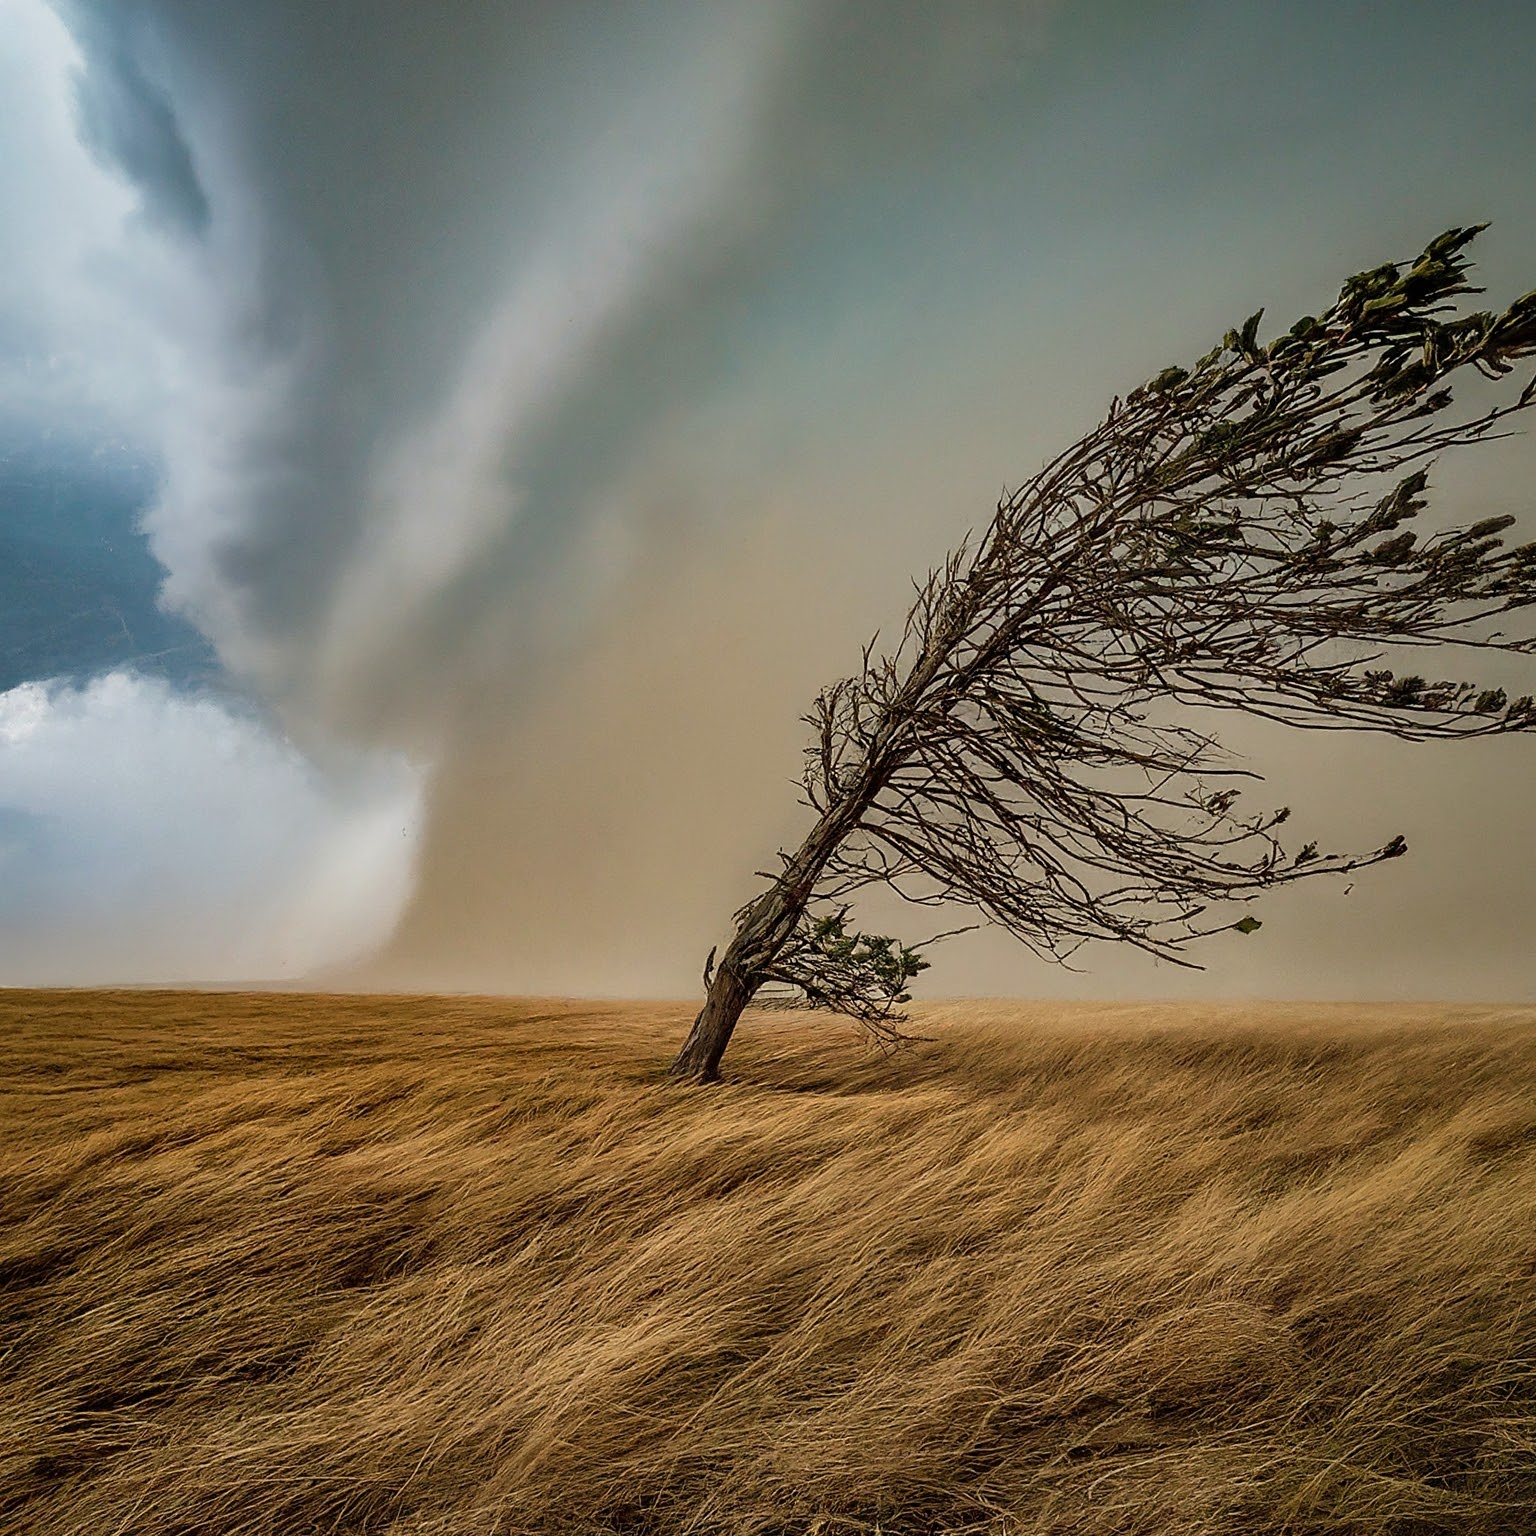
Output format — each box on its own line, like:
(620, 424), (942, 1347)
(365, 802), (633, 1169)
(3, 991), (1535, 1535)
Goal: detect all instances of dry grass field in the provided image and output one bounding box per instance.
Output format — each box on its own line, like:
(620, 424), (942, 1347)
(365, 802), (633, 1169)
(2, 990), (1535, 1535)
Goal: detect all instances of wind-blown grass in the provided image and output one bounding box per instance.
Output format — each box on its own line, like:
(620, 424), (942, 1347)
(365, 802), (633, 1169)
(3, 990), (1534, 1535)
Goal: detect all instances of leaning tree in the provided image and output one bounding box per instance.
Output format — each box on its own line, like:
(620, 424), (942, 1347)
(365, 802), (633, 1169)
(670, 226), (1536, 1082)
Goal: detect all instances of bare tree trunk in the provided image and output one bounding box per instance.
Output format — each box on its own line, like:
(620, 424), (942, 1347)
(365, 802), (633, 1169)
(667, 878), (805, 1081)
(668, 798), (869, 1081)
(667, 951), (756, 1082)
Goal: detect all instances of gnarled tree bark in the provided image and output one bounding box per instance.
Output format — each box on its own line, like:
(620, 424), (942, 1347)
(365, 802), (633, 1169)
(669, 797), (871, 1080)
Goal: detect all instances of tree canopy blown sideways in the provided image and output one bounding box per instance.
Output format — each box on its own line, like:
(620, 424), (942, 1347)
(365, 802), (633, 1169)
(671, 226), (1536, 1082)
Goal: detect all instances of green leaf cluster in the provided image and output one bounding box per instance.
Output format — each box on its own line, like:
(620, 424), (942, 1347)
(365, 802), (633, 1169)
(804, 910), (930, 1004)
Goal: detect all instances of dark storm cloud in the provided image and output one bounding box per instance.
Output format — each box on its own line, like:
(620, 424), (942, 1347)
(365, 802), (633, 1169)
(47, 0), (1068, 744)
(0, 434), (216, 690)
(0, 0), (421, 986)
(55, 1), (209, 237)
(40, 0), (1536, 998)
(49, 1), (792, 731)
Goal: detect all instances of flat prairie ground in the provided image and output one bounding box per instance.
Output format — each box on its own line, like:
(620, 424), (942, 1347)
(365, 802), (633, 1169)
(2, 992), (1535, 1536)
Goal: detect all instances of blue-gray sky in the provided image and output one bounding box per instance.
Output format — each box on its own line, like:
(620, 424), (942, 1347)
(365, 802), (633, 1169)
(3, 0), (1536, 993)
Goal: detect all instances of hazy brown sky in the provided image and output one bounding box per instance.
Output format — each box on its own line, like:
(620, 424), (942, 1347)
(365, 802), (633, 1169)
(5, 0), (1536, 996)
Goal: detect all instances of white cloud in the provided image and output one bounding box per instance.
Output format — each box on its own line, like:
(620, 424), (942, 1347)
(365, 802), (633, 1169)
(0, 672), (422, 982)
(0, 0), (195, 444)
(0, 5), (422, 984)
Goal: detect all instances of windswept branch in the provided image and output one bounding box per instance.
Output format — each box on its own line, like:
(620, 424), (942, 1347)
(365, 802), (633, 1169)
(795, 225), (1536, 974)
